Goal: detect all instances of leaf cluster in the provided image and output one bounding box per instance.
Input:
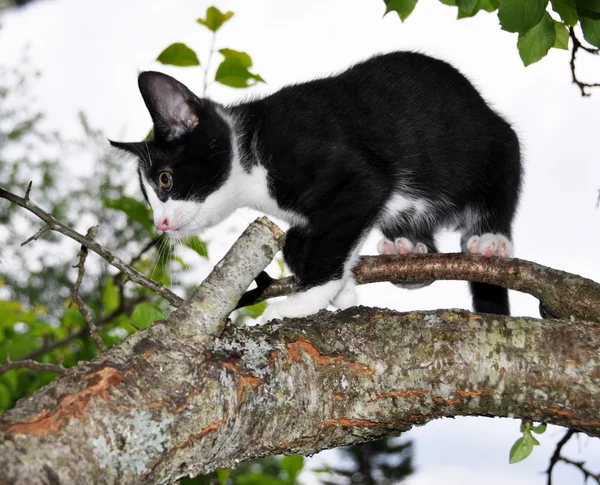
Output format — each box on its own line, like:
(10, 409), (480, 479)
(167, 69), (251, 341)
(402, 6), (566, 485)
(384, 0), (600, 65)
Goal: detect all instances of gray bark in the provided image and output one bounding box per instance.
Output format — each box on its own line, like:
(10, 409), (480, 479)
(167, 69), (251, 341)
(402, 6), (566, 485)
(1, 218), (600, 485)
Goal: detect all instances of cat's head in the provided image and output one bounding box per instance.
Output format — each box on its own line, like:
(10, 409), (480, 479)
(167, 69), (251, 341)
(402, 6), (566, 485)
(110, 71), (233, 238)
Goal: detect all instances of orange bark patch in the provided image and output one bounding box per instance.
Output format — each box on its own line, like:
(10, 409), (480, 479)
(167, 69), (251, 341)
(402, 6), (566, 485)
(175, 389), (197, 413)
(456, 389), (492, 398)
(287, 338), (374, 376)
(432, 397), (461, 406)
(238, 376), (262, 402)
(170, 416), (227, 452)
(7, 367), (123, 436)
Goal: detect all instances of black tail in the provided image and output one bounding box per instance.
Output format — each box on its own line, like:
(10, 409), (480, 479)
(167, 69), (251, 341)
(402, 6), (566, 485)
(470, 282), (510, 315)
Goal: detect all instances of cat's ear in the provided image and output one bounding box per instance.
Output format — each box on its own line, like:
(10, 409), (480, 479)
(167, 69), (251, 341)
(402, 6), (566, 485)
(109, 140), (149, 163)
(137, 71), (199, 140)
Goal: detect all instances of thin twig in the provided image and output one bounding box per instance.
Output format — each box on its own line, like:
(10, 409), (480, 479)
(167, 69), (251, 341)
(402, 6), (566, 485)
(0, 356), (70, 376)
(569, 27), (600, 97)
(0, 184), (183, 307)
(17, 296), (145, 362)
(69, 226), (106, 352)
(546, 430), (599, 485)
(202, 31), (217, 96)
(15, 235), (154, 361)
(21, 223), (51, 246)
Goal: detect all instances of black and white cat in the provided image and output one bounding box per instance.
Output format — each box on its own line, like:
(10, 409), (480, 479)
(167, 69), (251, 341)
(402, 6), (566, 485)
(110, 51), (522, 321)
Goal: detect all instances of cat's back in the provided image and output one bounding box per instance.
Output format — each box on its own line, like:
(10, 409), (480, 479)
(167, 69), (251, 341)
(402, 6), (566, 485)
(243, 51), (499, 134)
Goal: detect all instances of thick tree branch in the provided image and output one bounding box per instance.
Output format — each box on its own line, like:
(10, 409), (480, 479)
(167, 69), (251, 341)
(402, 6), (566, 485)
(1, 218), (600, 485)
(0, 184), (184, 307)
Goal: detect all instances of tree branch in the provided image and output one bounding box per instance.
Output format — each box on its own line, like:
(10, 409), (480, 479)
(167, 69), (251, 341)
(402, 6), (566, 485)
(69, 226), (107, 352)
(238, 254), (600, 323)
(0, 357), (70, 376)
(569, 27), (600, 97)
(1, 218), (600, 485)
(546, 430), (600, 485)
(0, 184), (184, 307)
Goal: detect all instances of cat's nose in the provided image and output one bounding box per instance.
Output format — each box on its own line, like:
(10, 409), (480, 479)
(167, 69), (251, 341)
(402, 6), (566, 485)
(156, 218), (170, 231)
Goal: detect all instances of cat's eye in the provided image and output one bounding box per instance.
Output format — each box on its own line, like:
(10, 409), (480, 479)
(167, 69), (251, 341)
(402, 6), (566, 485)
(158, 171), (173, 191)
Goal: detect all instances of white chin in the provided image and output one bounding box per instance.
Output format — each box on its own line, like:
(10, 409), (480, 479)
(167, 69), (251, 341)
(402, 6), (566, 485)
(164, 226), (199, 239)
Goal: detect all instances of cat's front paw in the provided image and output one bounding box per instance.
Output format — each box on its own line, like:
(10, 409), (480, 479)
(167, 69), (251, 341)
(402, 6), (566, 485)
(261, 296), (324, 323)
(261, 281), (343, 323)
(332, 279), (357, 309)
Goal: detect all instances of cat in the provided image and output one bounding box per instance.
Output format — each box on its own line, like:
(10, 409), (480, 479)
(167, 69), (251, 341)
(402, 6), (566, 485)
(110, 51), (522, 321)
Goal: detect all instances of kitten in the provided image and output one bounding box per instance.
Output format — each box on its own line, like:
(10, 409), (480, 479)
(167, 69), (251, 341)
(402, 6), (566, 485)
(110, 51), (522, 321)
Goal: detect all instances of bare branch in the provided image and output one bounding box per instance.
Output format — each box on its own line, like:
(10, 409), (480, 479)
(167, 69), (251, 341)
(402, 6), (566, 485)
(0, 184), (183, 307)
(17, 296), (145, 362)
(238, 253), (600, 323)
(0, 356), (70, 376)
(21, 223), (51, 247)
(547, 430), (600, 485)
(569, 27), (600, 97)
(69, 226), (106, 352)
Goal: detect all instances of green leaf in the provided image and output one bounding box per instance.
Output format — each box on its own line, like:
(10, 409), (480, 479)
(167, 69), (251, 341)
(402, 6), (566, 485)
(457, 0), (478, 14)
(551, 0), (579, 25)
(553, 20), (570, 48)
(498, 0), (548, 33)
(103, 195), (154, 234)
(215, 49), (265, 88)
(238, 301), (268, 320)
(581, 16), (600, 47)
(217, 468), (232, 485)
(131, 303), (166, 329)
(576, 0), (600, 13)
(531, 423), (548, 434)
(439, 0), (457, 5)
(182, 236), (209, 258)
(517, 12), (556, 66)
(102, 277), (119, 314)
(281, 455), (304, 480)
(197, 6), (234, 32)
(157, 43), (200, 67)
(509, 436), (534, 464)
(383, 0), (419, 21)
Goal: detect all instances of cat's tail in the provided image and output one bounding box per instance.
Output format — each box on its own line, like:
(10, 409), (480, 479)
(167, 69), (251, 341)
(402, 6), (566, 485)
(469, 282), (509, 315)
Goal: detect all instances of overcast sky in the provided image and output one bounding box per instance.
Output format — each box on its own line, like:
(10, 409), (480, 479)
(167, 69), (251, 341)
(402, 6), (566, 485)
(1, 0), (599, 483)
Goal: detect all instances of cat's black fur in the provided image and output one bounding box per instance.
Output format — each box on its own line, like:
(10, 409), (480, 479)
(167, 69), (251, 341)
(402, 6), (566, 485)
(111, 51), (522, 316)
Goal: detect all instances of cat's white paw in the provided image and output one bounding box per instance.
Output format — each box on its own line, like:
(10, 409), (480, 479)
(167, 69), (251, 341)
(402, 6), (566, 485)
(377, 238), (397, 255)
(377, 237), (429, 255)
(376, 237), (433, 289)
(332, 279), (357, 309)
(466, 233), (513, 258)
(261, 280), (343, 323)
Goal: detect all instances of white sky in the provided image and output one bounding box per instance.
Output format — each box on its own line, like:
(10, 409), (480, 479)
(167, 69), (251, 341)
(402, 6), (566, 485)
(1, 0), (600, 483)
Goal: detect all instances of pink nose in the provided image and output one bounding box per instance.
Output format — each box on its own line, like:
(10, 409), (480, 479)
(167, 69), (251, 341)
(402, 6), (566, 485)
(156, 218), (170, 231)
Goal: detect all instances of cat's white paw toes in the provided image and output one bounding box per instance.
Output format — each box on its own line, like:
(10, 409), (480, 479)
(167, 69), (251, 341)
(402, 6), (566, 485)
(466, 233), (513, 258)
(377, 238), (397, 255)
(332, 279), (357, 309)
(377, 237), (429, 255)
(395, 237), (414, 255)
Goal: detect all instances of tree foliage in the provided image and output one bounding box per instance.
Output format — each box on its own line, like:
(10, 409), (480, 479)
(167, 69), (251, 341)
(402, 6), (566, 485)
(385, 0), (600, 66)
